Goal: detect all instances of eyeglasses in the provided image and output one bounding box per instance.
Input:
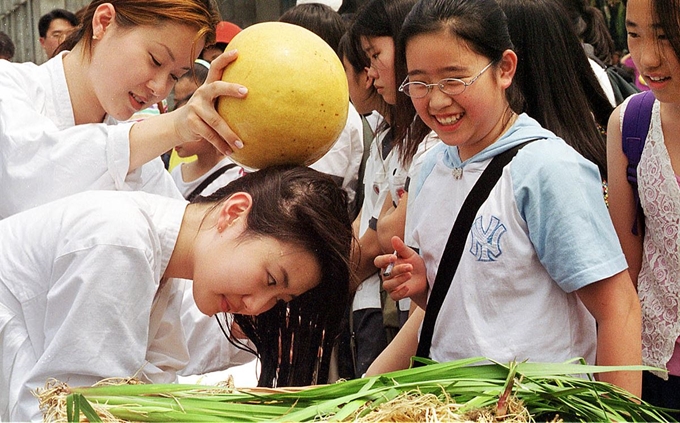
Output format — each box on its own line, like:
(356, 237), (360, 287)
(398, 61), (494, 99)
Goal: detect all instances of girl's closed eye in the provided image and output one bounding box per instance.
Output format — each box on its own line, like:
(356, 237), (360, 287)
(150, 54), (162, 67)
(267, 274), (277, 287)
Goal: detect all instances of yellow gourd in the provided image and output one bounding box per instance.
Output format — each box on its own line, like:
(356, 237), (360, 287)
(217, 22), (349, 170)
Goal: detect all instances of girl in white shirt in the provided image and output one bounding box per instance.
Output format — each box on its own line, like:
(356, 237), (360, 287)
(0, 165), (353, 422)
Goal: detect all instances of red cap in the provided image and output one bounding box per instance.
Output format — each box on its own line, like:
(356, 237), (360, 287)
(215, 21), (241, 45)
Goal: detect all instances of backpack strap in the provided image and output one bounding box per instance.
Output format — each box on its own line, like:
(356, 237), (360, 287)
(186, 163), (238, 202)
(621, 91), (655, 235)
(414, 139), (541, 362)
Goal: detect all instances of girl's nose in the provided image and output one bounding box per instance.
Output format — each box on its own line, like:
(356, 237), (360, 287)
(148, 77), (171, 101)
(637, 39), (662, 71)
(427, 86), (454, 110)
(242, 294), (278, 316)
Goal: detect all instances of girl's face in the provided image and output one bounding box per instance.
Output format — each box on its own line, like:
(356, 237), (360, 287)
(361, 36), (397, 105)
(342, 56), (373, 115)
(173, 77), (201, 111)
(626, 0), (680, 104)
(174, 138), (216, 158)
(89, 19), (203, 121)
(191, 197), (321, 317)
(405, 30), (515, 160)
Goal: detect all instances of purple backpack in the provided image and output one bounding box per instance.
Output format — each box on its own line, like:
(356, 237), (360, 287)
(622, 91), (656, 235)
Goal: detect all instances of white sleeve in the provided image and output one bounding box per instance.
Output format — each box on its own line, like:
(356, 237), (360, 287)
(14, 245), (160, 422)
(0, 67), (135, 218)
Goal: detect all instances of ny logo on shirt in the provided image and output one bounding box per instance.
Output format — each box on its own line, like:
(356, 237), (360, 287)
(469, 215), (507, 262)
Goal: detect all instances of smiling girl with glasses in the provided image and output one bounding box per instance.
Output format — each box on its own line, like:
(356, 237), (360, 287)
(368, 0), (642, 398)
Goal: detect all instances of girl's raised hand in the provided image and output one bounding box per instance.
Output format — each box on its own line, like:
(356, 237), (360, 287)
(375, 236), (428, 309)
(172, 49), (248, 156)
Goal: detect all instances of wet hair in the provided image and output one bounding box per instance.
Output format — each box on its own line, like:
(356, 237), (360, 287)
(38, 8), (78, 38)
(499, 0), (612, 178)
(0, 31), (14, 60)
(279, 3), (347, 53)
(556, 0), (615, 65)
(654, 0), (680, 63)
(397, 0), (513, 164)
(348, 0), (418, 157)
(58, 0), (220, 60)
(195, 165), (354, 386)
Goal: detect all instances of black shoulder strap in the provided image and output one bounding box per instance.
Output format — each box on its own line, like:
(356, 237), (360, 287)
(415, 139), (539, 362)
(186, 163), (238, 202)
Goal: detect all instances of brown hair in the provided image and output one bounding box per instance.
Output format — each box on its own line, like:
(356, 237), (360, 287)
(195, 165), (355, 387)
(59, 0), (220, 60)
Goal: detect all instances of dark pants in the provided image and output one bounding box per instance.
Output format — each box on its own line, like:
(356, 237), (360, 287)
(352, 307), (388, 378)
(642, 371), (680, 420)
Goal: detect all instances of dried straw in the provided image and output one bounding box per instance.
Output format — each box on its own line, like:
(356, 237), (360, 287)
(351, 388), (544, 423)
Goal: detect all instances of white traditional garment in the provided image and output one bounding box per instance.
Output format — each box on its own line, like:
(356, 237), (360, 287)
(0, 190), (253, 422)
(0, 52), (182, 220)
(622, 97), (680, 379)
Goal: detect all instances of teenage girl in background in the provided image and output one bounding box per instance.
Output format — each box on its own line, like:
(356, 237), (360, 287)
(607, 0), (680, 413)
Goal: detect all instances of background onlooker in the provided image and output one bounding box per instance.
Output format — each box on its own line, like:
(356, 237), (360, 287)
(200, 20), (241, 63)
(0, 31), (14, 61)
(37, 8), (78, 59)
(279, 2), (365, 218)
(170, 59), (243, 200)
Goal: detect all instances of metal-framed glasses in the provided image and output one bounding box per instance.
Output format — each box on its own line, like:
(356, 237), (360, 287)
(398, 61), (494, 99)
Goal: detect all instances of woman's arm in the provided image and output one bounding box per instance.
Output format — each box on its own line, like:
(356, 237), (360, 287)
(365, 306), (424, 376)
(606, 105), (644, 287)
(576, 270), (642, 397)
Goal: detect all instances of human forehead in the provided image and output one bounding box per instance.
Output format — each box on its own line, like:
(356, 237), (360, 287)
(361, 35), (393, 53)
(48, 18), (75, 33)
(116, 22), (204, 67)
(625, 0), (656, 29)
(405, 30), (485, 77)
(260, 238), (321, 289)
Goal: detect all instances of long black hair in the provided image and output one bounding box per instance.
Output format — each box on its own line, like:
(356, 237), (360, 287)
(195, 165), (354, 386)
(499, 0), (613, 178)
(654, 0), (680, 66)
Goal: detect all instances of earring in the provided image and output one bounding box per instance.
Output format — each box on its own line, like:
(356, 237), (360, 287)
(92, 35), (99, 40)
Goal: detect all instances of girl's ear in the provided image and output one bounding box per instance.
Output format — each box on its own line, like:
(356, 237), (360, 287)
(216, 192), (252, 233)
(497, 49), (518, 90)
(92, 3), (116, 39)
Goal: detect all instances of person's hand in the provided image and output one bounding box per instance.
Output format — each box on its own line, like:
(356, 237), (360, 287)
(374, 236), (428, 309)
(172, 49), (248, 156)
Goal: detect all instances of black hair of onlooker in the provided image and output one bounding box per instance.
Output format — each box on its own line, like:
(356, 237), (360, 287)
(279, 3), (347, 53)
(0, 31), (14, 60)
(38, 9), (79, 38)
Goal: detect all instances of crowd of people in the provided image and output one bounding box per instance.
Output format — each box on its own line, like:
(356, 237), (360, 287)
(0, 0), (679, 420)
